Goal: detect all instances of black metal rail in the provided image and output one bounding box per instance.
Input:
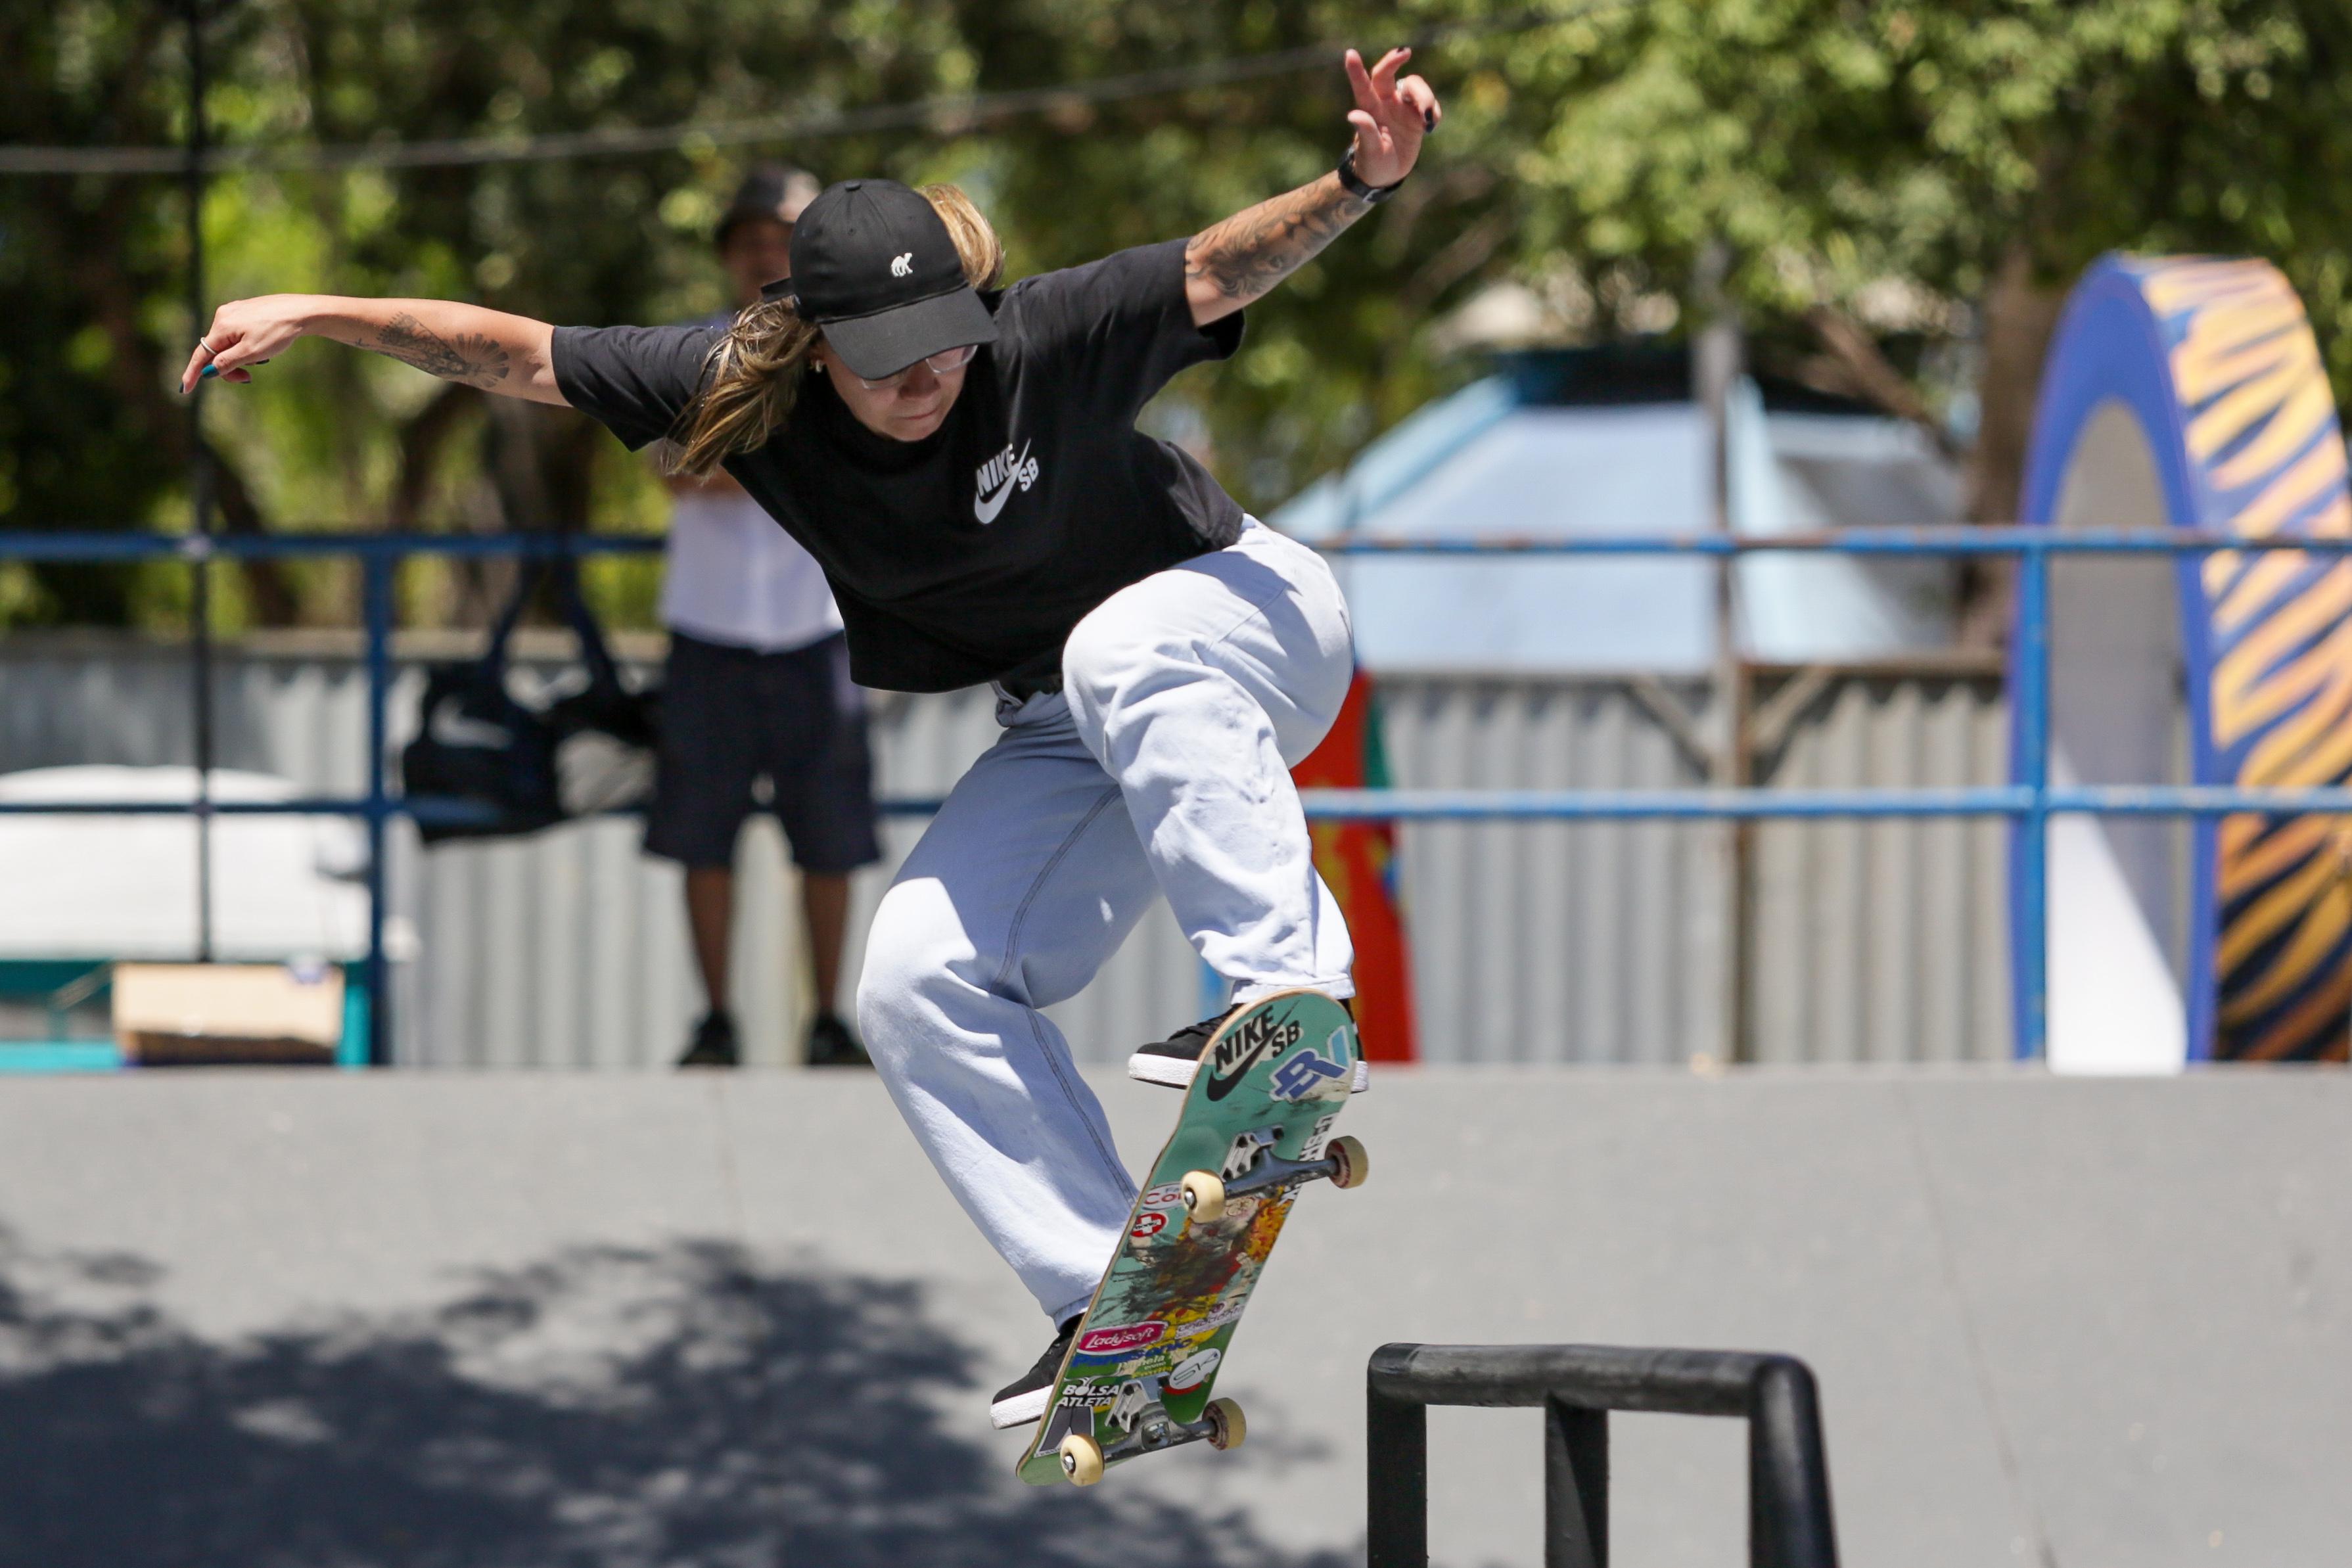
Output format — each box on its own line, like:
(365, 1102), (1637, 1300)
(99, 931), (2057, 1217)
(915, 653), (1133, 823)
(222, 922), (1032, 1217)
(1366, 1342), (1837, 1568)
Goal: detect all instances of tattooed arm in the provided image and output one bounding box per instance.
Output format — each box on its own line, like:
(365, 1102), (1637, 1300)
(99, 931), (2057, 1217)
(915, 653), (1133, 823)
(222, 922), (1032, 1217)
(1184, 46), (1443, 327)
(181, 296), (565, 405)
(1184, 176), (1373, 327)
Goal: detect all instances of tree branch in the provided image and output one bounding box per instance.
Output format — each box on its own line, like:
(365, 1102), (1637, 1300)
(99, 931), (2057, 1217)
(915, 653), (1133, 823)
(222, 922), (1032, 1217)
(386, 382), (480, 532)
(61, 185), (300, 623)
(1400, 208), (1513, 317)
(1803, 304), (1963, 464)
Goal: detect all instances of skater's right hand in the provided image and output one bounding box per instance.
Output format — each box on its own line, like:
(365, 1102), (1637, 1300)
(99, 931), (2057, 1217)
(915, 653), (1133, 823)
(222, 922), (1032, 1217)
(181, 295), (311, 391)
(182, 294), (565, 402)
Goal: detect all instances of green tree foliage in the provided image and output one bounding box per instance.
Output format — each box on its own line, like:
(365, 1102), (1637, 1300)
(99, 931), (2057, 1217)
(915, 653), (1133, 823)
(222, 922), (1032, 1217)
(2, 3), (227, 623)
(1445, 0), (2352, 515)
(4, 0), (992, 626)
(5, 0), (2349, 626)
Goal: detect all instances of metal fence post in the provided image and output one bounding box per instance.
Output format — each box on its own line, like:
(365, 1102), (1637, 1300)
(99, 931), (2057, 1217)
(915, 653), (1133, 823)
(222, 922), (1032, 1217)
(1368, 1343), (1430, 1568)
(2013, 534), (2052, 1059)
(1747, 1356), (1837, 1568)
(1544, 1396), (1608, 1568)
(183, 0), (217, 968)
(361, 551), (393, 1067)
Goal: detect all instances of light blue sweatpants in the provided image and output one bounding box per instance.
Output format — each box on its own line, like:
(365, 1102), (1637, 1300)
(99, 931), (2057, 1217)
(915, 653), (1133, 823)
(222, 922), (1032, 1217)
(855, 520), (1356, 1324)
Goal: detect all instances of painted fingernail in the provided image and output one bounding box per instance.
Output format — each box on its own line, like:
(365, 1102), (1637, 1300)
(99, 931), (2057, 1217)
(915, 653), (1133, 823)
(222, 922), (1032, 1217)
(1424, 108), (1436, 129)
(200, 364), (219, 379)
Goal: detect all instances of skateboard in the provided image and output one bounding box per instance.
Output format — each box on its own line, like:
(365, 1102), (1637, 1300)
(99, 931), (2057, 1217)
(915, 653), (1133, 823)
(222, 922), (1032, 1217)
(1016, 987), (1368, 1486)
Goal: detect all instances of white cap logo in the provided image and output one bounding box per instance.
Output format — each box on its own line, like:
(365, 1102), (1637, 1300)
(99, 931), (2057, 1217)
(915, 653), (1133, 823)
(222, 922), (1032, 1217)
(890, 252), (913, 277)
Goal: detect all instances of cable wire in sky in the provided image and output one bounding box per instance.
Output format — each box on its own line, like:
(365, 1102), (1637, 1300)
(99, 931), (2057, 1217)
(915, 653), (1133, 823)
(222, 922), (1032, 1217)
(0, 3), (1629, 177)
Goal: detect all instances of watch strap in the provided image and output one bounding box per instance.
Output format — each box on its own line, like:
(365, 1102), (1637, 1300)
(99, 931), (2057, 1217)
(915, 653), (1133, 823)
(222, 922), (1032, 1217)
(1337, 146), (1405, 205)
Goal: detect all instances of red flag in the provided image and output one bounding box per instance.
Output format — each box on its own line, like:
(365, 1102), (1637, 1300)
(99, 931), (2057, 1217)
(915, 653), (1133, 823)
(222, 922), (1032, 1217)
(1292, 670), (1418, 1062)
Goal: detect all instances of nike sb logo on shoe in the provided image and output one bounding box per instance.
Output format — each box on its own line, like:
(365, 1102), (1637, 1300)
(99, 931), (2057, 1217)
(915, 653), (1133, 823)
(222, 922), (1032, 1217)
(973, 439), (1039, 524)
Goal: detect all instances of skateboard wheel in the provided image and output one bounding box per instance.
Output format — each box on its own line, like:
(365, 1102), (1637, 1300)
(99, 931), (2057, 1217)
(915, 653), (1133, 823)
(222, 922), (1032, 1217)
(1327, 1135), (1370, 1190)
(1180, 1170), (1226, 1224)
(1205, 1396), (1247, 1452)
(1059, 1431), (1105, 1486)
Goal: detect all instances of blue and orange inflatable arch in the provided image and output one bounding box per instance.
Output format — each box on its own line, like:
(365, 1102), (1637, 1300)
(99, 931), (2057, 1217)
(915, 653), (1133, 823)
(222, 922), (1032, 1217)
(2021, 256), (2352, 1062)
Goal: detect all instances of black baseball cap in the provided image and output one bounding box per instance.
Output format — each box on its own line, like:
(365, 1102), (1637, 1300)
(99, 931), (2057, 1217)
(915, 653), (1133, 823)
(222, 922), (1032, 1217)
(715, 166), (820, 247)
(783, 178), (997, 380)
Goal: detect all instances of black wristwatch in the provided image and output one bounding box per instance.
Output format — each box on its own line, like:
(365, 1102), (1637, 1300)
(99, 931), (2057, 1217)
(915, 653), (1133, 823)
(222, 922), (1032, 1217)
(1337, 146), (1406, 204)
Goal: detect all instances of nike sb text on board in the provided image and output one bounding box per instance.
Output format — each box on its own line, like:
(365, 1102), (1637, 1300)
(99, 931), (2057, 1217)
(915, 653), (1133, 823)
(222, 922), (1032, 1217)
(1205, 1010), (1305, 1101)
(973, 440), (1039, 524)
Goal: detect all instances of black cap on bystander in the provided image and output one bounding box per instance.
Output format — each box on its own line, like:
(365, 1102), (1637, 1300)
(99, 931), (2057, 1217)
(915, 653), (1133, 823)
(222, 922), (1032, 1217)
(714, 165), (821, 248)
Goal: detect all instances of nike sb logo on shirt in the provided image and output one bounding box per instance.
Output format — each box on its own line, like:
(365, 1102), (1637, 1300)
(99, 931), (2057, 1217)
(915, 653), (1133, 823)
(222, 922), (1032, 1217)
(973, 439), (1040, 524)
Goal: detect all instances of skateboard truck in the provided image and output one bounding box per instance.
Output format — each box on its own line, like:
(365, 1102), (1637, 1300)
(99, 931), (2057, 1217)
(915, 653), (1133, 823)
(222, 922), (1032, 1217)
(1180, 1128), (1370, 1224)
(1059, 1375), (1247, 1485)
(1109, 1377), (1203, 1452)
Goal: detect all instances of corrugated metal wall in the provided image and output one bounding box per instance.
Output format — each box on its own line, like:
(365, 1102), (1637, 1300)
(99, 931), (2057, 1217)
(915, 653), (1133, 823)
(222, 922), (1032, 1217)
(1377, 677), (1730, 1065)
(0, 637), (1201, 1068)
(0, 637), (2010, 1066)
(1745, 670), (2012, 1064)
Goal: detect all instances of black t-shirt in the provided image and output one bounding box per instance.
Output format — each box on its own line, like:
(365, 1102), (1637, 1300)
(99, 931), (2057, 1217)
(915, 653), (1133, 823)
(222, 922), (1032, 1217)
(555, 239), (1246, 692)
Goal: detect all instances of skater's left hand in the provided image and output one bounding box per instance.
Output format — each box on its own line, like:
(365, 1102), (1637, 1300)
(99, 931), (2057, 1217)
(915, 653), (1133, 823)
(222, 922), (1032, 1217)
(1343, 47), (1442, 189)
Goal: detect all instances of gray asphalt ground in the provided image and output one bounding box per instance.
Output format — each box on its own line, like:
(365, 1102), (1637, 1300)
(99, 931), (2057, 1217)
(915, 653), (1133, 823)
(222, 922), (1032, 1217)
(1, 1067), (2345, 1567)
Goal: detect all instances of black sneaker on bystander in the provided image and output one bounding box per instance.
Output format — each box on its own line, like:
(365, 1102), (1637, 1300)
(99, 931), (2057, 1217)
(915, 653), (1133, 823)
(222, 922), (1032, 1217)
(804, 1011), (871, 1067)
(677, 1010), (739, 1069)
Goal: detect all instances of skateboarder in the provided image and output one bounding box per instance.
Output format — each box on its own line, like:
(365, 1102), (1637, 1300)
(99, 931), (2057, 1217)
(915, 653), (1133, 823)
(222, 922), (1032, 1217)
(181, 45), (1442, 1429)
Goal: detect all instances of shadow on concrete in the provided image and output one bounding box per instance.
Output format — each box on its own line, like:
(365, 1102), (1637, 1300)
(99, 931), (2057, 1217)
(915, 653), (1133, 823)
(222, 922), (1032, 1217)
(0, 1228), (1348, 1568)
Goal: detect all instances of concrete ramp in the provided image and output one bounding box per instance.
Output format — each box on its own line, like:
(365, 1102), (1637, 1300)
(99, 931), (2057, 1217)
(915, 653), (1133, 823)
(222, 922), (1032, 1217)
(1, 1070), (2345, 1567)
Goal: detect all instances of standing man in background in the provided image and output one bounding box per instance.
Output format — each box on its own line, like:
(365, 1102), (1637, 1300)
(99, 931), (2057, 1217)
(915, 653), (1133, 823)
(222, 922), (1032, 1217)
(656, 166), (880, 1068)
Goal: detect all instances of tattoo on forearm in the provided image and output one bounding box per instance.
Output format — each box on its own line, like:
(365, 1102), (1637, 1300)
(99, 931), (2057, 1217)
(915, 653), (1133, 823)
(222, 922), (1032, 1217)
(1186, 175), (1372, 305)
(371, 311), (513, 388)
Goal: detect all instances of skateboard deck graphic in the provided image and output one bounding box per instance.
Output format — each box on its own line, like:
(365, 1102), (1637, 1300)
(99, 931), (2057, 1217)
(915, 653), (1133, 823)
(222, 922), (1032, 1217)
(1017, 988), (1364, 1485)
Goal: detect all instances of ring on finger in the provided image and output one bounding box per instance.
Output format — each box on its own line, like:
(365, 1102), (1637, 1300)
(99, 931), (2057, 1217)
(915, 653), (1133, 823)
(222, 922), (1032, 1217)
(197, 338), (218, 357)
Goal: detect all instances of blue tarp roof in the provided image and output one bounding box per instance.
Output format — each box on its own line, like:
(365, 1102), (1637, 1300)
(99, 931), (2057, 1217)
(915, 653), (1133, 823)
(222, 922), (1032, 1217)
(1270, 350), (1962, 673)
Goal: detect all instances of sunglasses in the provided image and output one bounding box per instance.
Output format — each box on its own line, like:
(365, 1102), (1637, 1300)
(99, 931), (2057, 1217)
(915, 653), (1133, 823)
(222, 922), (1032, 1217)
(852, 343), (979, 390)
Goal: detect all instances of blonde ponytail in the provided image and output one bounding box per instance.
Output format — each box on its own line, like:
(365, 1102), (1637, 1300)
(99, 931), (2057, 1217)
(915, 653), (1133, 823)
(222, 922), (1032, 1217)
(920, 182), (1005, 292)
(667, 181), (1005, 476)
(666, 296), (820, 476)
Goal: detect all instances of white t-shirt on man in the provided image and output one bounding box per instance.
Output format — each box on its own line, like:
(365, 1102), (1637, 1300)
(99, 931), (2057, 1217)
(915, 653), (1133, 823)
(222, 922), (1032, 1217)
(660, 488), (844, 653)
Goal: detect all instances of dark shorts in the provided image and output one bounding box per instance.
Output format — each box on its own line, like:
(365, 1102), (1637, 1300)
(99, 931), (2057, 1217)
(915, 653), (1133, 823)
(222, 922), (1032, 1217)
(645, 629), (883, 874)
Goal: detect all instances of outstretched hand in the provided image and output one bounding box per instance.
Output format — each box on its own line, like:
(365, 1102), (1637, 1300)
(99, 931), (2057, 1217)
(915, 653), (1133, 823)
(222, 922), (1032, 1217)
(1343, 47), (1442, 189)
(179, 296), (308, 393)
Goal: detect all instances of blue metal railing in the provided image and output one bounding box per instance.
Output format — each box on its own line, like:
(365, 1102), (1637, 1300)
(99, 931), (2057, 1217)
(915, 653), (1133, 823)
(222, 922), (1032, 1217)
(7, 524), (2352, 1063)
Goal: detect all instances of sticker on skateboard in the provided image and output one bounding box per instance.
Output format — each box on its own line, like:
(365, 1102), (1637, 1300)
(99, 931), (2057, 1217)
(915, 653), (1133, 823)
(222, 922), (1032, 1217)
(1017, 988), (1368, 1485)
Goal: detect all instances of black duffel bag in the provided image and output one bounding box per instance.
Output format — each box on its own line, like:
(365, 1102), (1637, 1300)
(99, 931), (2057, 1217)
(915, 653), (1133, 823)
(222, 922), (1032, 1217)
(401, 560), (658, 843)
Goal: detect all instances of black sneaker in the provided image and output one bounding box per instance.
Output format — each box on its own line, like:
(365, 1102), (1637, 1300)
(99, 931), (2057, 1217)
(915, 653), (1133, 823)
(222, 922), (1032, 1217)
(990, 1315), (1080, 1429)
(804, 1011), (871, 1068)
(677, 1010), (739, 1069)
(1127, 1002), (1371, 1093)
(1127, 1008), (1237, 1088)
